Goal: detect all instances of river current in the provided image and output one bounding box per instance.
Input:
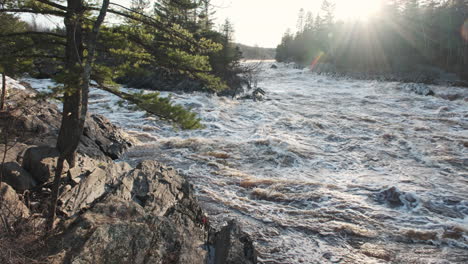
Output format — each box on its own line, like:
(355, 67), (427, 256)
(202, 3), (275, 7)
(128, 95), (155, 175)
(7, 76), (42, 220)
(26, 63), (468, 263)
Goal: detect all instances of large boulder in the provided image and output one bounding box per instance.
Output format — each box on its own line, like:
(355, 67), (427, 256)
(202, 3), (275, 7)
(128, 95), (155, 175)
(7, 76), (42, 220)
(58, 167), (108, 217)
(42, 160), (257, 264)
(46, 160), (209, 264)
(81, 114), (133, 160)
(1, 162), (37, 192)
(22, 146), (68, 183)
(59, 158), (131, 217)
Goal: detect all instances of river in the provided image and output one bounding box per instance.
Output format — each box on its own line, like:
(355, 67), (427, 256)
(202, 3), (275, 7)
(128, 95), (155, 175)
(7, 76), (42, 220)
(26, 63), (468, 263)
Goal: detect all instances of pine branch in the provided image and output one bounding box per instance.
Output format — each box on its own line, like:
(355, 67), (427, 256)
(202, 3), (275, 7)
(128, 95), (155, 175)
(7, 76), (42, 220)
(35, 0), (67, 11)
(0, 8), (65, 16)
(95, 83), (203, 129)
(0, 31), (65, 39)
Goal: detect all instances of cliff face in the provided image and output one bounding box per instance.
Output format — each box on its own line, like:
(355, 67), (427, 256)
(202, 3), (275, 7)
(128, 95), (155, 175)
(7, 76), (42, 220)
(0, 81), (257, 264)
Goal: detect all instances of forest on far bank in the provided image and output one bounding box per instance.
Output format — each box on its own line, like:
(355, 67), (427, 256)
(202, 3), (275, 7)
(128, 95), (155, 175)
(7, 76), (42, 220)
(276, 0), (468, 81)
(237, 44), (276, 60)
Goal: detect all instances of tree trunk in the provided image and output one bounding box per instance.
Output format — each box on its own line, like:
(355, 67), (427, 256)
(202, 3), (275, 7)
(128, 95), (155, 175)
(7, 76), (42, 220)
(1, 72), (6, 110)
(47, 0), (84, 231)
(47, 0), (110, 231)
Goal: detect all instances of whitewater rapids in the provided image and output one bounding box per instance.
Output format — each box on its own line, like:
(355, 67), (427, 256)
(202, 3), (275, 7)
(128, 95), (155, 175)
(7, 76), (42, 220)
(26, 63), (468, 263)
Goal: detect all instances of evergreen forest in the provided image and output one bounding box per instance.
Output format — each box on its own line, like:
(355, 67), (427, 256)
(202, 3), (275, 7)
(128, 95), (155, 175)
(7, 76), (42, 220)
(276, 0), (468, 81)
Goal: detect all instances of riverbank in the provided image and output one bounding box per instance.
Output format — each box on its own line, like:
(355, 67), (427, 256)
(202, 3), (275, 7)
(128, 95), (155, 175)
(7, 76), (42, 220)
(294, 62), (468, 88)
(0, 79), (257, 264)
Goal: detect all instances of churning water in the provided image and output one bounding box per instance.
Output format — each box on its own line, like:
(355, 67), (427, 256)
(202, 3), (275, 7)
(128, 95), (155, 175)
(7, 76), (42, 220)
(26, 63), (468, 263)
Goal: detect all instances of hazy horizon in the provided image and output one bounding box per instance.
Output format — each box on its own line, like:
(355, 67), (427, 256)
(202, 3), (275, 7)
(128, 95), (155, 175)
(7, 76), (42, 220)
(212, 0), (385, 48)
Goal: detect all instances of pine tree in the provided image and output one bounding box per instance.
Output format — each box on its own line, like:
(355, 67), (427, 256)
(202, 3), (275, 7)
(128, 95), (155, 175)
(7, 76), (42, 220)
(0, 0), (228, 230)
(296, 8), (305, 34)
(0, 13), (33, 110)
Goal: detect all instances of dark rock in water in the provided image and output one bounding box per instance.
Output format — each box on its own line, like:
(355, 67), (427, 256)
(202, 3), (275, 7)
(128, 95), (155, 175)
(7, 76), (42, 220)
(376, 187), (404, 207)
(238, 88), (266, 102)
(451, 80), (468, 87)
(375, 187), (418, 208)
(270, 64), (278, 69)
(252, 88), (266, 101)
(400, 83), (434, 96)
(1, 161), (37, 192)
(210, 220), (257, 264)
(293, 64), (304, 70)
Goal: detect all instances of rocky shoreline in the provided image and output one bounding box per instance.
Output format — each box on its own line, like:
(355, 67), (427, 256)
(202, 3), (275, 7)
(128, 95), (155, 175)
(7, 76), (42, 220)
(0, 82), (257, 263)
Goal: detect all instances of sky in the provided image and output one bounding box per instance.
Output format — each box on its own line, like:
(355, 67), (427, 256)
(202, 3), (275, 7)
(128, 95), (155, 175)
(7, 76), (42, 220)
(27, 0), (384, 48)
(211, 0), (321, 48)
(211, 0), (382, 48)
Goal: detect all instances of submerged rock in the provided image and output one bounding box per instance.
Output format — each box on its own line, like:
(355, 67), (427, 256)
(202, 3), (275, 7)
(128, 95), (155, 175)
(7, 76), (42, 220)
(238, 88), (266, 101)
(375, 187), (418, 208)
(400, 83), (434, 96)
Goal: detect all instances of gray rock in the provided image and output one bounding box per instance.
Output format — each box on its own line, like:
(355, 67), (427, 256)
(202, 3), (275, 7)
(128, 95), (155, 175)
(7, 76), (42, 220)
(22, 146), (69, 183)
(1, 162), (37, 192)
(81, 114), (132, 160)
(46, 160), (214, 264)
(375, 187), (418, 209)
(211, 220), (257, 264)
(0, 183), (30, 226)
(400, 83), (434, 96)
(0, 143), (29, 164)
(59, 167), (108, 217)
(3, 88), (132, 161)
(451, 80), (468, 87)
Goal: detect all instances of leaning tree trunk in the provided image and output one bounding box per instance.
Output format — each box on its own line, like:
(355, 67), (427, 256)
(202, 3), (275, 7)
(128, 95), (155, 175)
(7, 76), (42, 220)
(47, 0), (110, 231)
(1, 72), (6, 110)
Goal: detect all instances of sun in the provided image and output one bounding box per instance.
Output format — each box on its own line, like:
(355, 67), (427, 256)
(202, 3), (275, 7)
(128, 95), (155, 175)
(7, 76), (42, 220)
(336, 0), (383, 21)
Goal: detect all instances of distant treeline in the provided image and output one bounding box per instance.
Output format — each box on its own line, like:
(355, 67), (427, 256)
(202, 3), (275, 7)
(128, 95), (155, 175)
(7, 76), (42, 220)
(237, 44), (276, 60)
(276, 0), (468, 80)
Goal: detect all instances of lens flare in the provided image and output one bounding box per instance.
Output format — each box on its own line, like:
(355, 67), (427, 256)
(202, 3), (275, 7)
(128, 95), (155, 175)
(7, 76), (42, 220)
(462, 20), (468, 42)
(310, 52), (324, 70)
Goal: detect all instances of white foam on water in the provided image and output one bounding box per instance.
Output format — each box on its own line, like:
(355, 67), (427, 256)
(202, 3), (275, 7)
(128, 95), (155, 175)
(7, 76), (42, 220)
(0, 76), (26, 90)
(24, 63), (468, 263)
